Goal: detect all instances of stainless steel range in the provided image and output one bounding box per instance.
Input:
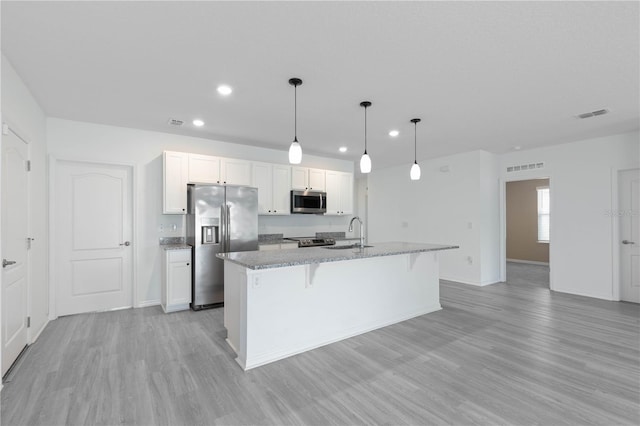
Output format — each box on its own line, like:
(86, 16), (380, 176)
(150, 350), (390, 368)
(285, 237), (336, 248)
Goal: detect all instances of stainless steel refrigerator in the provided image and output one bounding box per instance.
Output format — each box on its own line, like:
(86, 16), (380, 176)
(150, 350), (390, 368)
(186, 184), (258, 310)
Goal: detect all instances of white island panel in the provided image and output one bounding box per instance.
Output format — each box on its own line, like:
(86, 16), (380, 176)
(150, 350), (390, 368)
(224, 251), (441, 370)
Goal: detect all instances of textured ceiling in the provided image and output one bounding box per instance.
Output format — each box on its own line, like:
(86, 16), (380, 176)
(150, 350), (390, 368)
(2, 1), (638, 169)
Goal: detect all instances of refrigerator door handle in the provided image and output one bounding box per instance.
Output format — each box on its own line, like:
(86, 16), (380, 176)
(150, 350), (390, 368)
(220, 205), (226, 252)
(228, 204), (231, 250)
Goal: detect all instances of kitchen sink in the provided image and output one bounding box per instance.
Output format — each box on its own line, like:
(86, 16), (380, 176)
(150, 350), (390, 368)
(323, 244), (373, 250)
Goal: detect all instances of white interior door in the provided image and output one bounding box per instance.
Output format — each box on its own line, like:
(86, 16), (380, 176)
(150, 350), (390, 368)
(620, 169), (639, 303)
(1, 128), (29, 375)
(55, 161), (133, 316)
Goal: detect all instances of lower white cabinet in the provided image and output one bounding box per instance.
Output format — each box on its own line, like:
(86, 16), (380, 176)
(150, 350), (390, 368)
(162, 248), (192, 313)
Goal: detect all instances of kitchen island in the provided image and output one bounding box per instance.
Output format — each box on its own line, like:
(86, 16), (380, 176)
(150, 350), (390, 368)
(217, 242), (458, 370)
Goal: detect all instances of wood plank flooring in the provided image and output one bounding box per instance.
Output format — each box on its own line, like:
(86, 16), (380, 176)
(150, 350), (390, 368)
(2, 264), (639, 425)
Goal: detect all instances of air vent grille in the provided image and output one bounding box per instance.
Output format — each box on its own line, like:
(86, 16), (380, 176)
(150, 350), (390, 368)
(576, 108), (609, 119)
(167, 118), (184, 126)
(506, 162), (545, 173)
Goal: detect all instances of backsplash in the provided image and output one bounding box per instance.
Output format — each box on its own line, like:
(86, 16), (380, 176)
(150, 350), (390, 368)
(258, 214), (357, 238)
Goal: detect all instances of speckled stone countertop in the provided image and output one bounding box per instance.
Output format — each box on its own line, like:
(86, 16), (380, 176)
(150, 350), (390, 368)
(162, 244), (192, 250)
(216, 242), (459, 270)
(159, 237), (191, 251)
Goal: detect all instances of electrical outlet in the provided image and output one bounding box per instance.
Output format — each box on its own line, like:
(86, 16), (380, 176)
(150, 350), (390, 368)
(467, 256), (473, 265)
(402, 221), (409, 228)
(159, 224), (164, 233)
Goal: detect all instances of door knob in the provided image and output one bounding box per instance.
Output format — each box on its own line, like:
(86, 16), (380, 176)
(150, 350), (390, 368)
(2, 259), (16, 268)
(119, 241), (131, 246)
(622, 240), (635, 245)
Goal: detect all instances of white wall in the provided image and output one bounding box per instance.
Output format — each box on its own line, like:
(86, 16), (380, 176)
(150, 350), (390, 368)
(368, 150), (500, 285)
(46, 118), (355, 307)
(500, 131), (640, 300)
(1, 55), (49, 340)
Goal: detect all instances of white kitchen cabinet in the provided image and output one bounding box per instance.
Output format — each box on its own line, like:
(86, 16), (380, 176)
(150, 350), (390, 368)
(272, 165), (291, 214)
(161, 248), (192, 313)
(163, 151), (189, 214)
(222, 158), (252, 186)
(324, 171), (353, 215)
(188, 153), (221, 183)
(253, 163), (291, 215)
(291, 167), (325, 191)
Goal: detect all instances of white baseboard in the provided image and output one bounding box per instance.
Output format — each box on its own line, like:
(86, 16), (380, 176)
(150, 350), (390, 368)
(440, 276), (502, 287)
(507, 258), (549, 266)
(137, 299), (161, 308)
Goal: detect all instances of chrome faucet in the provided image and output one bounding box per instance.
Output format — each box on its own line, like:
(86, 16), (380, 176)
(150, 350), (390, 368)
(348, 216), (365, 248)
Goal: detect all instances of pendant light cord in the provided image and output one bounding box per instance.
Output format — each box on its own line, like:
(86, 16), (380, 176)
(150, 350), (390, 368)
(364, 105), (368, 154)
(294, 84), (298, 142)
(414, 121), (417, 163)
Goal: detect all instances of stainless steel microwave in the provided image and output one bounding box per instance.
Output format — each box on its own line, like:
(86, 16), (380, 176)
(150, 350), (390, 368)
(291, 190), (327, 214)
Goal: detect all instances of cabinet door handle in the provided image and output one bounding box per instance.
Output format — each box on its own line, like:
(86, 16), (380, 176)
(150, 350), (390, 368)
(186, 263), (190, 266)
(119, 241), (131, 246)
(622, 240), (635, 245)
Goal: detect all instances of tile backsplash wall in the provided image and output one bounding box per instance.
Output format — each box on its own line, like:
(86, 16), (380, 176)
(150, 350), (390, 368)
(259, 214), (357, 238)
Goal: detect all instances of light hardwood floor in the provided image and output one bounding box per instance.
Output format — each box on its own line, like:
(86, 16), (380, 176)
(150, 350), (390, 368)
(2, 265), (639, 425)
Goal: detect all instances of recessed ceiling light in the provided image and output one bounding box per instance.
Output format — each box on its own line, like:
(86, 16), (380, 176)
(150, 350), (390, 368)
(513, 146), (521, 150)
(389, 130), (399, 137)
(339, 147), (347, 153)
(193, 119), (204, 127)
(217, 85), (233, 96)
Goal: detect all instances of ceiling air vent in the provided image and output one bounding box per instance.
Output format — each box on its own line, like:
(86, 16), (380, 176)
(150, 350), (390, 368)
(167, 118), (184, 126)
(576, 108), (609, 119)
(506, 162), (545, 173)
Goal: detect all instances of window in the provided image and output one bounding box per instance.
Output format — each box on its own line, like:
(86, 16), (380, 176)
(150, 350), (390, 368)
(537, 186), (550, 242)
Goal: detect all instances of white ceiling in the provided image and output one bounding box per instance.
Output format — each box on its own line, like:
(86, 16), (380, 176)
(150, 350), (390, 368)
(2, 1), (638, 169)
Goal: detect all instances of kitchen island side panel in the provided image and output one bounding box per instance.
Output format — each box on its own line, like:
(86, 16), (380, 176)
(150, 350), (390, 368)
(225, 251), (441, 370)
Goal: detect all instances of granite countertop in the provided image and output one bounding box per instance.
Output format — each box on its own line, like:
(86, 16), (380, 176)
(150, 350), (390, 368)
(217, 242), (459, 270)
(159, 237), (191, 250)
(161, 244), (192, 250)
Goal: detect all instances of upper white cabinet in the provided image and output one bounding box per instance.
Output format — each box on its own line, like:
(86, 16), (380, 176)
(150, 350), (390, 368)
(252, 162), (291, 215)
(291, 167), (326, 191)
(188, 154), (221, 184)
(164, 150), (353, 217)
(325, 171), (353, 215)
(222, 158), (252, 186)
(163, 151), (189, 214)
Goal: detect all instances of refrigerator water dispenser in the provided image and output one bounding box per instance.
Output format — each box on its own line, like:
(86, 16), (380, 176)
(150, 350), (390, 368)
(201, 225), (219, 244)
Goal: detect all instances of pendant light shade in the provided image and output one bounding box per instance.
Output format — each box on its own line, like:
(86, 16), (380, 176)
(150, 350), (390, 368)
(360, 153), (372, 174)
(289, 140), (302, 164)
(410, 162), (421, 180)
(410, 118), (421, 181)
(360, 101), (372, 174)
(288, 78), (303, 164)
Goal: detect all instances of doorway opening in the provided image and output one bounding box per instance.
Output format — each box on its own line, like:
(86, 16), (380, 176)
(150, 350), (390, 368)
(505, 178), (550, 289)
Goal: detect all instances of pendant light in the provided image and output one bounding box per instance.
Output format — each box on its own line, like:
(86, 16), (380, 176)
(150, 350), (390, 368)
(359, 101), (372, 174)
(410, 118), (421, 180)
(288, 78), (303, 164)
